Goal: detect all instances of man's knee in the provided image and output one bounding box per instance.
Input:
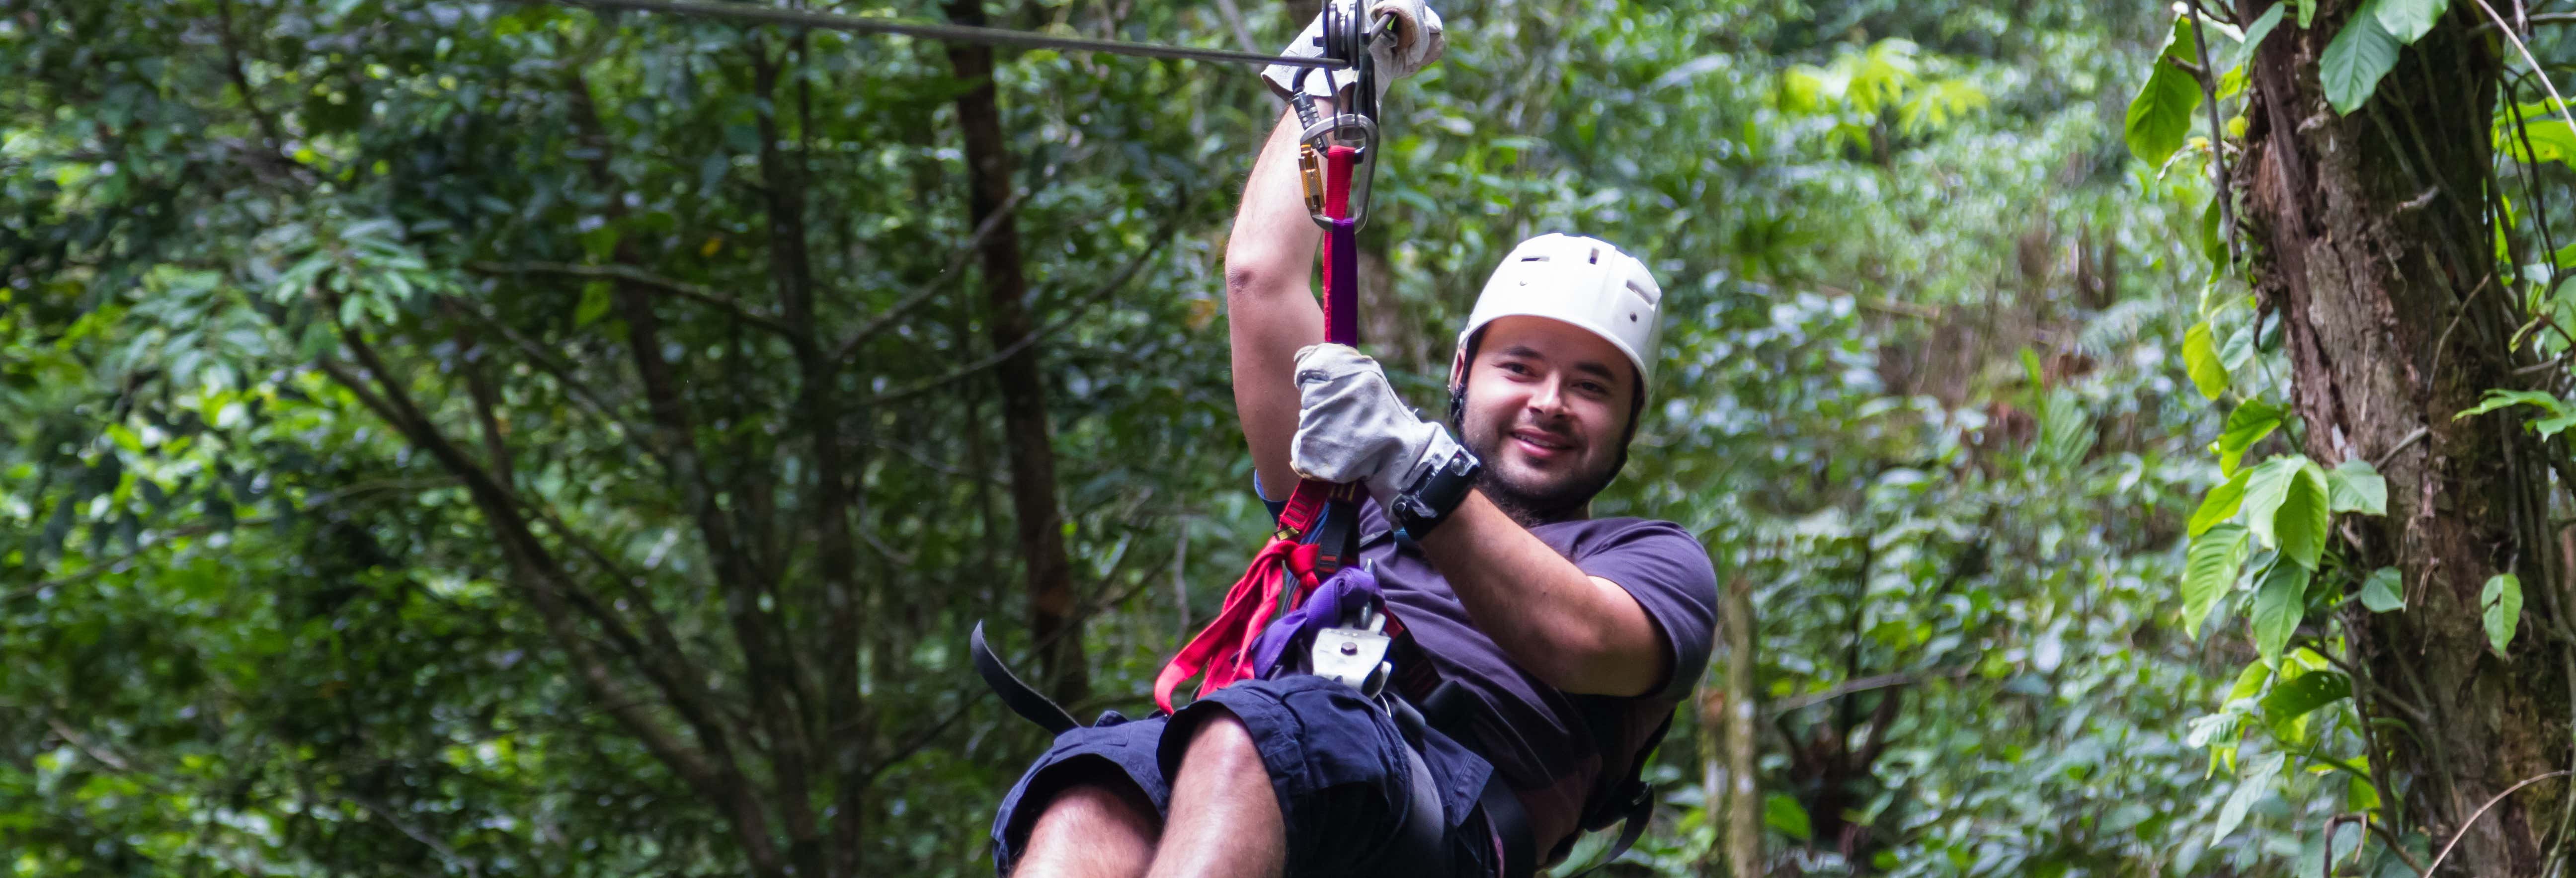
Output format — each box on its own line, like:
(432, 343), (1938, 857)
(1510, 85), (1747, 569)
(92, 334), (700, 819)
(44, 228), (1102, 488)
(1176, 712), (1264, 778)
(1034, 779), (1160, 839)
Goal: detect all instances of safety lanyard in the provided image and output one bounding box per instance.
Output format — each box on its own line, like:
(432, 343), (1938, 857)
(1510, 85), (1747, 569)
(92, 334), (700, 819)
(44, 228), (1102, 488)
(1154, 6), (1386, 712)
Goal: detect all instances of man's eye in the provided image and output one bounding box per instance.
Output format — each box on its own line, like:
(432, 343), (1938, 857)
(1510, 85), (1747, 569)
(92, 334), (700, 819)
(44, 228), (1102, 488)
(1500, 362), (1532, 375)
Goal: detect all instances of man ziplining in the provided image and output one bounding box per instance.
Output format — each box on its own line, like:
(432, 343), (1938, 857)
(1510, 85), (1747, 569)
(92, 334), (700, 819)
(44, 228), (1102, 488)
(985, 2), (1718, 876)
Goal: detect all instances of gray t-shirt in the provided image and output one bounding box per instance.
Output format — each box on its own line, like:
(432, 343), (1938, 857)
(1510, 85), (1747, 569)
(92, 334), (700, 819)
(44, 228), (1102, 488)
(1347, 499), (1720, 855)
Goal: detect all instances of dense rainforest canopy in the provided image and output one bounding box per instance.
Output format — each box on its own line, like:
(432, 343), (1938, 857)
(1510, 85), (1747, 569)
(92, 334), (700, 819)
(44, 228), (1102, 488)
(16, 0), (2576, 875)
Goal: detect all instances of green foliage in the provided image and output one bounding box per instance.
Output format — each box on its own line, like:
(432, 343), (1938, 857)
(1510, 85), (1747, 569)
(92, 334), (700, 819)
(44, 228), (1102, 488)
(2483, 573), (2524, 656)
(2184, 320), (2229, 399)
(2259, 668), (2350, 742)
(2184, 524), (2251, 638)
(2250, 559), (2311, 664)
(2217, 398), (2285, 477)
(2327, 459), (2387, 516)
(0, 0), (2288, 875)
(2372, 0), (2449, 44)
(2320, 10), (2402, 115)
(2126, 61), (2204, 166)
(2360, 566), (2406, 612)
(2455, 388), (2576, 436)
(2242, 455), (2330, 570)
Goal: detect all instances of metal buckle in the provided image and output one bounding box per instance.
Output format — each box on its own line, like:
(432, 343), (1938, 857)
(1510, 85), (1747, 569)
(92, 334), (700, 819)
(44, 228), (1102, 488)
(1308, 603), (1392, 699)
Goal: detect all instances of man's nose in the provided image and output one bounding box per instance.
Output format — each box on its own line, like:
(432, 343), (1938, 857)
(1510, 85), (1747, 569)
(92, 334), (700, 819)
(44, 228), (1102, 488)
(1526, 376), (1570, 418)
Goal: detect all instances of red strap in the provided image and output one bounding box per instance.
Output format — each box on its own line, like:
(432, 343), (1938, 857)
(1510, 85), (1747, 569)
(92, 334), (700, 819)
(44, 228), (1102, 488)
(1154, 145), (1365, 713)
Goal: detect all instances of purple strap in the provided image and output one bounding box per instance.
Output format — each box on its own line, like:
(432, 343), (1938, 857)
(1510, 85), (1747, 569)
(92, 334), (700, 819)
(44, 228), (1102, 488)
(1248, 563), (1383, 676)
(1325, 217), (1360, 346)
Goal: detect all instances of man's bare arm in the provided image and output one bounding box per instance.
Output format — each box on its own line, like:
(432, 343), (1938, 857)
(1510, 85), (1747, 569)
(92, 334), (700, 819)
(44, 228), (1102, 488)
(1224, 104), (1331, 499)
(1416, 491), (1668, 696)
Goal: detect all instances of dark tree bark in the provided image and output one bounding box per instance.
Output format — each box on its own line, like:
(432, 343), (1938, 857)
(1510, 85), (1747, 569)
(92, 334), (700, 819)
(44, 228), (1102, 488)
(2234, 2), (2571, 873)
(944, 0), (1089, 705)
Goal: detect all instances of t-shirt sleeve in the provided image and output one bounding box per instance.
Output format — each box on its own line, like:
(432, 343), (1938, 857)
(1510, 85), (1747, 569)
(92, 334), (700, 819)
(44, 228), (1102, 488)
(1574, 521), (1720, 699)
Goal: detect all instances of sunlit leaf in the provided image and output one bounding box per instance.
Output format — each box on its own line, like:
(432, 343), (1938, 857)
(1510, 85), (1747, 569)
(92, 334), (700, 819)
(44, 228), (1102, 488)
(2184, 320), (2228, 399)
(2484, 573), (2524, 656)
(2361, 567), (2406, 612)
(2252, 558), (2310, 664)
(2327, 458), (2386, 515)
(2191, 471), (2251, 537)
(2260, 670), (2350, 743)
(2185, 524), (2251, 639)
(2216, 398), (2284, 477)
(2373, 0), (2447, 44)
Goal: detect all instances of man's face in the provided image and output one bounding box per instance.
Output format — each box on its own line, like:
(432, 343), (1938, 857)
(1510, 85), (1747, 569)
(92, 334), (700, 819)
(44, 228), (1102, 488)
(1453, 316), (1637, 522)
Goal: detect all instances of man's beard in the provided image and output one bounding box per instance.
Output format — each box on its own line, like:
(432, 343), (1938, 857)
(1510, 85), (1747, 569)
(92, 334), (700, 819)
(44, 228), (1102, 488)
(1461, 424), (1621, 528)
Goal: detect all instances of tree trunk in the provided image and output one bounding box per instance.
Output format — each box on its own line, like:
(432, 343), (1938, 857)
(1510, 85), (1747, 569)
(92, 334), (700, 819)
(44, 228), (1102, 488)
(2234, 3), (2570, 873)
(1722, 577), (1760, 878)
(945, 0), (1089, 706)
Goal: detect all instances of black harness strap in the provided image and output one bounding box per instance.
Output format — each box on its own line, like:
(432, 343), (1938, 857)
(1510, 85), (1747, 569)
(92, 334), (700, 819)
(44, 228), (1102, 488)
(970, 622), (1080, 735)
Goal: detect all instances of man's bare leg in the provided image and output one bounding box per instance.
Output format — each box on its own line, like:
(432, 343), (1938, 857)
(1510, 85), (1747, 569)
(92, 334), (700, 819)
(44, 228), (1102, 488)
(1143, 712), (1288, 878)
(1013, 780), (1160, 878)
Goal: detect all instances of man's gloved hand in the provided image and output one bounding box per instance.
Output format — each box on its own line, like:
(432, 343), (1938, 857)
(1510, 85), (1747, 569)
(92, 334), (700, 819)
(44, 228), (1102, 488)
(1261, 0), (1446, 103)
(1290, 344), (1464, 505)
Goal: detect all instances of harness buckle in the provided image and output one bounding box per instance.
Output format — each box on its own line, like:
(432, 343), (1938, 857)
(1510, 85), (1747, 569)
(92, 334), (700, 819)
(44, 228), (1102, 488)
(1307, 604), (1392, 699)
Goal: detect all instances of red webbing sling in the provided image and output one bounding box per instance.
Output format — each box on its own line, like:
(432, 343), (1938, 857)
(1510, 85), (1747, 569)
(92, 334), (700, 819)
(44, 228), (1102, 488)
(1154, 145), (1367, 713)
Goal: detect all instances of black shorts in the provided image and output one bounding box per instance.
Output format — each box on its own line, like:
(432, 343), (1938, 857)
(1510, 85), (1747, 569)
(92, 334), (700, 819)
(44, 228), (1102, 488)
(989, 675), (1499, 877)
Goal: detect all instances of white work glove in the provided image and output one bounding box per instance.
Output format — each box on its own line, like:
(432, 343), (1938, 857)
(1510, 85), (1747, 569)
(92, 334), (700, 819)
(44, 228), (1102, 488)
(1261, 0), (1446, 103)
(1289, 343), (1465, 505)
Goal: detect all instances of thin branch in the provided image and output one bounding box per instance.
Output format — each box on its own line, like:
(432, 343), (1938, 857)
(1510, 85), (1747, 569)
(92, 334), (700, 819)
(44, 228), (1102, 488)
(44, 716), (133, 771)
(440, 295), (670, 466)
(867, 196), (1186, 405)
(2473, 0), (2576, 138)
(831, 183), (1037, 362)
(2376, 427), (2432, 472)
(2190, 3), (2239, 265)
(467, 261), (799, 338)
(346, 793), (483, 878)
(2483, 11), (2576, 31)
(2423, 771), (2576, 875)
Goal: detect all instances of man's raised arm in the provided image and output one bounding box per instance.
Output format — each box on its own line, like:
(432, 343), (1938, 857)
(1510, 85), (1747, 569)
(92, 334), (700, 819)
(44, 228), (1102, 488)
(1223, 104), (1331, 499)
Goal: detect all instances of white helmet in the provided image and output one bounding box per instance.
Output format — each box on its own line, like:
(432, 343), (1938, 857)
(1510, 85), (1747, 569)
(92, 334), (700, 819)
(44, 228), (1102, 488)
(1452, 233), (1664, 389)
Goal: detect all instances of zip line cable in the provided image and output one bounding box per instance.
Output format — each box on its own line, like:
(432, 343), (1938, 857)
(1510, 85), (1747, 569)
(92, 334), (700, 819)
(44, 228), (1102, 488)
(538, 0), (1340, 68)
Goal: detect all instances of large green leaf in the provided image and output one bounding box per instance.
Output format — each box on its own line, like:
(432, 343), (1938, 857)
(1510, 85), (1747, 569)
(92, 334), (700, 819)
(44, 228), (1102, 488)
(2260, 670), (2351, 743)
(2456, 388), (2564, 419)
(2252, 559), (2310, 663)
(2242, 455), (2331, 568)
(2327, 458), (2386, 515)
(2226, 3), (2287, 73)
(2373, 0), (2448, 44)
(2183, 320), (2228, 400)
(2126, 62), (2204, 165)
(2360, 566), (2406, 612)
(2484, 573), (2524, 656)
(2498, 116), (2576, 166)
(2216, 398), (2284, 477)
(2191, 470), (2251, 537)
(2227, 4), (2286, 72)
(2184, 524), (2251, 639)
(1764, 793), (1812, 841)
(2320, 10), (2402, 115)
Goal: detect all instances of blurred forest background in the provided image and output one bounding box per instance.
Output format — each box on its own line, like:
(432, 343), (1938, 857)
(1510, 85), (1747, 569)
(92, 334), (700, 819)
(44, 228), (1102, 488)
(8, 0), (2531, 875)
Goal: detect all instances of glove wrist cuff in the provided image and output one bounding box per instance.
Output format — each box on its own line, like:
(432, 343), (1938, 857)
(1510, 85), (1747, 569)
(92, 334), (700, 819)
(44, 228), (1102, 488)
(1390, 444), (1479, 542)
